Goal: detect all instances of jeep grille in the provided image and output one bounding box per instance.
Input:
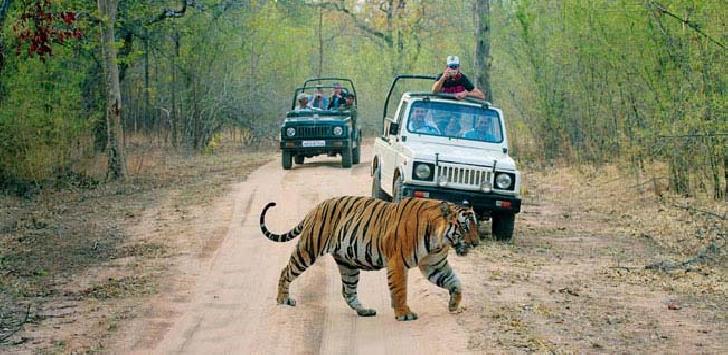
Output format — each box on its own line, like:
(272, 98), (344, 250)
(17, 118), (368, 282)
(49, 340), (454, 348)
(297, 126), (331, 138)
(436, 164), (493, 191)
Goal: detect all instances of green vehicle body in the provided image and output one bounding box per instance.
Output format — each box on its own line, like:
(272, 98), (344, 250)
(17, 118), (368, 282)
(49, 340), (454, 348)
(279, 78), (362, 169)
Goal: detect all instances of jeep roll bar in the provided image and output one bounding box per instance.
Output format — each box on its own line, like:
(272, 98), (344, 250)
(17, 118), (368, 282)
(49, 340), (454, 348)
(382, 75), (437, 130)
(303, 77), (357, 104)
(382, 74), (495, 135)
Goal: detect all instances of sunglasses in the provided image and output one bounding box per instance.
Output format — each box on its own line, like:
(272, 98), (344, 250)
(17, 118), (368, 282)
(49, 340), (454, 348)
(448, 64), (459, 69)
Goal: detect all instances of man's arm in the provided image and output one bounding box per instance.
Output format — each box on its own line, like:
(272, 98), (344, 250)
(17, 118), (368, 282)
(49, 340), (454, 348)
(467, 87), (486, 100)
(432, 72), (447, 93)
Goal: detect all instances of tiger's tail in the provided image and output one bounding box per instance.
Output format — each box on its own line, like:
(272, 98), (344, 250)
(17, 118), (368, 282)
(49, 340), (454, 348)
(259, 202), (304, 242)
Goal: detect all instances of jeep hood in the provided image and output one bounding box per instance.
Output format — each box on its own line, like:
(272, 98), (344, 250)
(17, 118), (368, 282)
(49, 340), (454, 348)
(283, 117), (351, 125)
(402, 141), (517, 170)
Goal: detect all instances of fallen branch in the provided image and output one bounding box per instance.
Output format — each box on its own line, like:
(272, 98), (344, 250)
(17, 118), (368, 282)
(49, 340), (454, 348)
(667, 203), (727, 220)
(645, 239), (724, 272)
(0, 304), (31, 344)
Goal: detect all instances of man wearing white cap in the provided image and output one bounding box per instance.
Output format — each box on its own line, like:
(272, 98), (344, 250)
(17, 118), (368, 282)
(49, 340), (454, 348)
(432, 55), (485, 100)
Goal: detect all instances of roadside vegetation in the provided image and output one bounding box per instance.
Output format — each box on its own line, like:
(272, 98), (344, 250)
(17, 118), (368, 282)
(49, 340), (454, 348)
(0, 0), (725, 352)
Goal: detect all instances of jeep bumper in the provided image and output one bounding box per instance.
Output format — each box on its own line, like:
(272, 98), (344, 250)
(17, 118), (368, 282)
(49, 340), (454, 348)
(401, 184), (521, 216)
(279, 139), (352, 151)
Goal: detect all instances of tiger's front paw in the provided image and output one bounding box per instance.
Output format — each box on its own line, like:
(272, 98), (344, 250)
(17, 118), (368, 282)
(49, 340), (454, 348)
(277, 296), (296, 306)
(395, 312), (418, 321)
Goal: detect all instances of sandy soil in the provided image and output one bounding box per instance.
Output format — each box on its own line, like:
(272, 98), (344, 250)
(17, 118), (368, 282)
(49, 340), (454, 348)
(106, 144), (727, 354)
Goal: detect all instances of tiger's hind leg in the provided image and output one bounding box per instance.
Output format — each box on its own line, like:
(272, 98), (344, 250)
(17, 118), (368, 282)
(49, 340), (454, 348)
(277, 244), (317, 306)
(419, 252), (462, 313)
(335, 260), (376, 317)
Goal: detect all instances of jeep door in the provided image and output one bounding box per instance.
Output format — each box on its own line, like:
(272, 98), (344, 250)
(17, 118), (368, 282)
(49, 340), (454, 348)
(378, 100), (409, 195)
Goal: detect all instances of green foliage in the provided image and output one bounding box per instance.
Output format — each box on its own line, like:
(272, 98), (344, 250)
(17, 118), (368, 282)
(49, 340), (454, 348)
(0, 0), (724, 198)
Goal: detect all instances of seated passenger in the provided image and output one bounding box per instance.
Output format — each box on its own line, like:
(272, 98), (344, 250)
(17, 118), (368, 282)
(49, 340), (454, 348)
(445, 118), (462, 137)
(409, 107), (440, 135)
(327, 82), (346, 110)
(311, 86), (328, 110)
(462, 116), (497, 141)
(339, 93), (355, 110)
(295, 93), (311, 111)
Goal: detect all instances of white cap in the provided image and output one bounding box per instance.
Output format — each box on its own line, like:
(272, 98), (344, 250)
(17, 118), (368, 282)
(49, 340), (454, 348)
(446, 55), (460, 66)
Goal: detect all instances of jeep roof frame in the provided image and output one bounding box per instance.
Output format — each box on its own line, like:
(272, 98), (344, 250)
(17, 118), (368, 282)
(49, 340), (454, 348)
(303, 77), (357, 102)
(382, 74), (493, 132)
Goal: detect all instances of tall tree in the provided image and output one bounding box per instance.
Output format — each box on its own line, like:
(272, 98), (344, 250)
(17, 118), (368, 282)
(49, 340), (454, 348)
(98, 0), (126, 180)
(474, 0), (491, 101)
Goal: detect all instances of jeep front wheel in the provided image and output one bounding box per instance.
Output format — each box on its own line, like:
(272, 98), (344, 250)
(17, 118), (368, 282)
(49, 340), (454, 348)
(352, 145), (361, 165)
(492, 213), (515, 242)
(281, 150), (292, 170)
(372, 165), (388, 200)
(341, 146), (353, 168)
(294, 155), (304, 165)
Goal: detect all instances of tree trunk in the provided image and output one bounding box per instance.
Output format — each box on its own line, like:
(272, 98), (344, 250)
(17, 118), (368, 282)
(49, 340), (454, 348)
(98, 0), (127, 180)
(317, 7), (323, 78)
(474, 0), (492, 101)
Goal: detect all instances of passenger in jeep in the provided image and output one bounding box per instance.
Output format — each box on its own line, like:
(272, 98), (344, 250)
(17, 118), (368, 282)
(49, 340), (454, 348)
(463, 116), (498, 142)
(327, 82), (346, 109)
(295, 93), (311, 111)
(311, 86), (328, 109)
(409, 107), (440, 134)
(432, 55), (486, 101)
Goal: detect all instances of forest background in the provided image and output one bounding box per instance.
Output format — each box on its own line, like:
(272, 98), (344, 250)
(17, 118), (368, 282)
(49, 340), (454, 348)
(0, 0), (725, 200)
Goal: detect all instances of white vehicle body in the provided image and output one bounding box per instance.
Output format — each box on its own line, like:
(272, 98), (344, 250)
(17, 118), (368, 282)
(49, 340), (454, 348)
(372, 92), (522, 240)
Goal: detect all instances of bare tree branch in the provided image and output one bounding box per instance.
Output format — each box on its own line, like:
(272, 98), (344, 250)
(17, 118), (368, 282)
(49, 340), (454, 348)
(648, 1), (725, 50)
(304, 1), (392, 47)
(147, 0), (191, 25)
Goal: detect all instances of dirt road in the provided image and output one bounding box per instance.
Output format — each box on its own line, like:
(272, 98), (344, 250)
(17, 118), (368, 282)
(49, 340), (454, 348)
(118, 145), (475, 354)
(109, 144), (726, 354)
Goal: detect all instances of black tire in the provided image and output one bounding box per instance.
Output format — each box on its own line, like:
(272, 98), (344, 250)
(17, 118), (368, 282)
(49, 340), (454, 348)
(392, 176), (403, 203)
(281, 150), (292, 170)
(294, 155), (304, 165)
(352, 145), (361, 165)
(342, 145), (353, 168)
(372, 165), (388, 200)
(492, 213), (515, 242)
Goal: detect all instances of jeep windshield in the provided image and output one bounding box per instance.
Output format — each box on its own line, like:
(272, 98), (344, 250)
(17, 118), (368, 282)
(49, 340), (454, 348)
(406, 101), (503, 143)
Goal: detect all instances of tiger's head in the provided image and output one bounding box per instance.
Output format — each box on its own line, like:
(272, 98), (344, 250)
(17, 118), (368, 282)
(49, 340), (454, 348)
(439, 202), (478, 256)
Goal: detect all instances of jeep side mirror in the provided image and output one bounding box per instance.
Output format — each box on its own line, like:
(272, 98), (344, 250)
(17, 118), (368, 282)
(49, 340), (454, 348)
(389, 122), (400, 135)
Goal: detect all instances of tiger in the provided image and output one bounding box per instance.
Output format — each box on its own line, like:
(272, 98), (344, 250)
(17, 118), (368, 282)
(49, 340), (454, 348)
(259, 195), (478, 321)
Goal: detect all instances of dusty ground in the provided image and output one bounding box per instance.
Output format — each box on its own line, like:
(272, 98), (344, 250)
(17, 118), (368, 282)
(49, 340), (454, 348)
(2, 143), (726, 353)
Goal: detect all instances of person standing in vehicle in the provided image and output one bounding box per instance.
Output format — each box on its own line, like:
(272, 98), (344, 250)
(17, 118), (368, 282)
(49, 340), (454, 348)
(327, 82), (346, 109)
(432, 56), (485, 100)
(311, 86), (328, 109)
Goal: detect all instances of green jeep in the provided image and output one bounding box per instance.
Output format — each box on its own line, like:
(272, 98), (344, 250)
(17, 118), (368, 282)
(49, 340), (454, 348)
(279, 78), (362, 170)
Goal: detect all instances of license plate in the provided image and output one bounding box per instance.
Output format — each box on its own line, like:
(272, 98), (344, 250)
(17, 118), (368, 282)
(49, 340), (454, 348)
(302, 140), (326, 148)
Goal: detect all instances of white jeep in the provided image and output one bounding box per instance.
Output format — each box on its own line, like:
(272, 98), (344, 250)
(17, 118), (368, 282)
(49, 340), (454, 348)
(371, 75), (522, 241)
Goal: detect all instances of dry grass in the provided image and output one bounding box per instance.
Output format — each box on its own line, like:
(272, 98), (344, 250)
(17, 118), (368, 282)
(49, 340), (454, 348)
(461, 161), (727, 352)
(0, 140), (273, 352)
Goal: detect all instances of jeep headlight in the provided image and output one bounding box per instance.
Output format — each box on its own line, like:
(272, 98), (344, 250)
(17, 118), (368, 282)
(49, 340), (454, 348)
(286, 127), (296, 137)
(333, 126), (343, 136)
(413, 162), (434, 181)
(495, 173), (513, 189)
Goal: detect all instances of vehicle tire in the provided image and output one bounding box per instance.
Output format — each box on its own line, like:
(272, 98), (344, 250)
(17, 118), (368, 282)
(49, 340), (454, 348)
(392, 176), (403, 203)
(372, 165), (388, 200)
(342, 146), (353, 168)
(492, 213), (515, 242)
(281, 150), (292, 170)
(352, 145), (361, 165)
(294, 155), (304, 165)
